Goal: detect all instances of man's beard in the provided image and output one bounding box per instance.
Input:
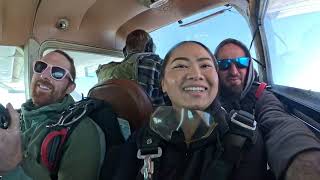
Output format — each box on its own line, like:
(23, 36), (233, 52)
(31, 79), (55, 107)
(219, 81), (244, 99)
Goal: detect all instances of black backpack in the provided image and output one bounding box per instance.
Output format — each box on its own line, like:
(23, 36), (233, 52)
(40, 97), (126, 180)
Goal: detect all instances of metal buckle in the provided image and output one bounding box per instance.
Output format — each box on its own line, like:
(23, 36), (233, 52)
(137, 147), (162, 180)
(231, 112), (257, 131)
(46, 101), (90, 128)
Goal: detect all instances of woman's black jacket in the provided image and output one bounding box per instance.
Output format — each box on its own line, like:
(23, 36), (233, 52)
(112, 100), (267, 180)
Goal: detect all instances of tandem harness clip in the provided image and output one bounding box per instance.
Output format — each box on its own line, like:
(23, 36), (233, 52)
(137, 140), (162, 180)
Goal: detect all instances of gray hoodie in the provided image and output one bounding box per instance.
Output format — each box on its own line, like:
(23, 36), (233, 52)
(215, 38), (320, 179)
(214, 38), (256, 110)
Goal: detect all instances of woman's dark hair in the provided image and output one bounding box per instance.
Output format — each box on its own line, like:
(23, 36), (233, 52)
(160, 41), (218, 83)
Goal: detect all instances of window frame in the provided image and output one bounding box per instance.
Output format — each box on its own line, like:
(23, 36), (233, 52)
(0, 45), (27, 108)
(259, 0), (320, 113)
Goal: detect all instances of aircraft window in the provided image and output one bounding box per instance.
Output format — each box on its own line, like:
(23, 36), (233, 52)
(150, 5), (259, 71)
(0, 46), (25, 108)
(263, 0), (320, 92)
(43, 49), (122, 101)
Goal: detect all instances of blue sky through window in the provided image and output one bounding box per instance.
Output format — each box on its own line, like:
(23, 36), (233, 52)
(150, 6), (255, 59)
(151, 3), (320, 92)
(264, 4), (320, 92)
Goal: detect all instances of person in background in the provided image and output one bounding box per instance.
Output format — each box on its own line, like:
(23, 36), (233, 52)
(96, 29), (165, 106)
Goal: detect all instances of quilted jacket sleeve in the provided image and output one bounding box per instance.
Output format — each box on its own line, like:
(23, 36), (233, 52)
(255, 90), (320, 179)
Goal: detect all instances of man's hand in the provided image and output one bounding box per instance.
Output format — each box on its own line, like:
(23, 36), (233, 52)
(286, 150), (320, 180)
(0, 103), (22, 174)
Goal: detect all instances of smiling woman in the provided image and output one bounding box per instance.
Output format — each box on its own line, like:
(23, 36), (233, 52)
(161, 41), (218, 111)
(113, 41), (268, 180)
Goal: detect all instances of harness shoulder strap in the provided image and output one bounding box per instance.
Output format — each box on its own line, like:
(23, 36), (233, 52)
(41, 119), (82, 180)
(206, 133), (247, 180)
(222, 134), (246, 165)
(222, 110), (258, 170)
(93, 101), (126, 180)
(40, 98), (105, 180)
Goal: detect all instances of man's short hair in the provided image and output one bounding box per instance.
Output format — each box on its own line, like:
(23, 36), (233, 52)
(125, 29), (152, 54)
(52, 50), (76, 81)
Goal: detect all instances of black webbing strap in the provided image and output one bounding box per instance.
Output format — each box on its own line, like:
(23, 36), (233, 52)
(49, 123), (80, 180)
(218, 109), (258, 175)
(222, 133), (247, 167)
(44, 98), (104, 180)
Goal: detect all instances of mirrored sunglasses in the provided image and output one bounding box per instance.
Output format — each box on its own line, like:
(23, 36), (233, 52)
(33, 60), (74, 82)
(217, 57), (250, 71)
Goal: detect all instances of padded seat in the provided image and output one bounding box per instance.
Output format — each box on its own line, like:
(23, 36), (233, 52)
(88, 79), (153, 131)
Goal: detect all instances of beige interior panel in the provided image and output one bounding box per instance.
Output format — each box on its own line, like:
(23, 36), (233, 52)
(33, 0), (150, 50)
(0, 0), (249, 50)
(0, 0), (39, 46)
(116, 0), (227, 49)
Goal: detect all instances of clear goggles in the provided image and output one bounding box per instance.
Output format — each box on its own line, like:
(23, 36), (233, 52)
(149, 106), (218, 144)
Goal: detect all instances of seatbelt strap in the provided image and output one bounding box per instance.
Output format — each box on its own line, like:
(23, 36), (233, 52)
(255, 82), (267, 99)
